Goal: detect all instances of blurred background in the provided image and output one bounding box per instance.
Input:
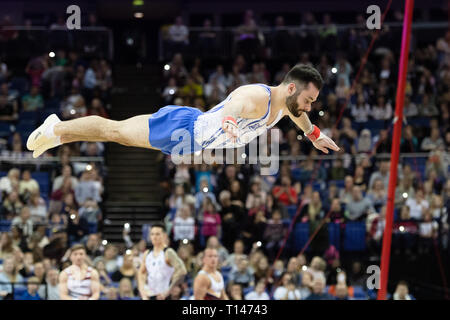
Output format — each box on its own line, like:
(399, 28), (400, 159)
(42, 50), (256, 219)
(0, 0), (449, 300)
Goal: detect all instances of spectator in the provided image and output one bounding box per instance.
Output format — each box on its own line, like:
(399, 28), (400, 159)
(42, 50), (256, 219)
(305, 275), (333, 300)
(74, 170), (102, 204)
(0, 232), (20, 260)
(228, 257), (254, 288)
(392, 281), (413, 300)
(273, 272), (301, 300)
(67, 210), (89, 244)
(195, 178), (218, 211)
(1, 191), (23, 220)
(403, 95), (419, 117)
(371, 96), (392, 120)
(167, 16), (189, 56)
(369, 161), (390, 190)
(0, 255), (24, 300)
(86, 98), (109, 118)
(353, 165), (368, 192)
(78, 198), (101, 225)
(200, 196), (222, 240)
(12, 206), (33, 240)
(227, 282), (244, 300)
(173, 204), (195, 243)
(19, 170), (39, 201)
(419, 94), (439, 117)
(345, 186), (375, 221)
(328, 198), (345, 223)
(367, 178), (387, 210)
(351, 94), (371, 123)
(418, 209), (438, 254)
(339, 175), (355, 205)
(253, 256), (272, 285)
(205, 236), (229, 266)
(21, 86), (44, 111)
(52, 165), (78, 192)
(32, 261), (46, 284)
(334, 282), (350, 300)
(329, 158), (347, 181)
(111, 253), (137, 283)
(118, 278), (135, 300)
(406, 189), (429, 221)
(272, 176), (297, 206)
(162, 77), (178, 104)
(421, 128), (445, 152)
(263, 209), (286, 261)
(28, 191), (47, 224)
(305, 256), (326, 281)
(244, 279), (270, 300)
(223, 239), (247, 271)
(197, 19), (218, 57)
(0, 168), (20, 196)
(298, 270), (313, 299)
(94, 258), (112, 294)
(19, 276), (41, 300)
(38, 268), (60, 300)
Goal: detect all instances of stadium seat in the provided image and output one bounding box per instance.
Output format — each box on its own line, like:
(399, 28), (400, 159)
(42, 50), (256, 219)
(13, 287), (27, 300)
(353, 286), (367, 299)
(88, 222), (98, 234)
(243, 286), (254, 296)
(31, 172), (50, 196)
(343, 222), (366, 251)
(221, 266), (232, 274)
(328, 223), (341, 250)
(18, 111), (39, 122)
(293, 223), (310, 253)
(0, 220), (12, 232)
(329, 180), (345, 190)
(0, 122), (12, 137)
(286, 205), (298, 219)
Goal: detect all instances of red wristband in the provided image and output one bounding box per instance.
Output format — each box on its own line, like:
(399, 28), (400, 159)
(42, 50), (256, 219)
(306, 125), (321, 142)
(222, 116), (237, 126)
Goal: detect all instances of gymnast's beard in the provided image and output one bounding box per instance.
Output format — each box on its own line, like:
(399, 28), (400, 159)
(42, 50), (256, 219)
(286, 93), (301, 118)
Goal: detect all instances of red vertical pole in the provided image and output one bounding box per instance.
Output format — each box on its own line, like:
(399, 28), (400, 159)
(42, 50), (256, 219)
(377, 0), (415, 300)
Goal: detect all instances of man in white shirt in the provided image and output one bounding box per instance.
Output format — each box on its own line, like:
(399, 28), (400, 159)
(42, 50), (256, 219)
(38, 268), (60, 300)
(52, 165), (78, 191)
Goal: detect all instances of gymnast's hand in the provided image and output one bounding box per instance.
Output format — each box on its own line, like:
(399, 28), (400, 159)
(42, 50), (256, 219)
(312, 131), (340, 154)
(222, 116), (239, 143)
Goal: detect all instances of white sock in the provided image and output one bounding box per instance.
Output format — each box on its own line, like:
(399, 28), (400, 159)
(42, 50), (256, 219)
(44, 120), (60, 139)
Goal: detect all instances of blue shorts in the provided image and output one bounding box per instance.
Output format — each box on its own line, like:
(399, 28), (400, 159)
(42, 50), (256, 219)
(148, 105), (203, 155)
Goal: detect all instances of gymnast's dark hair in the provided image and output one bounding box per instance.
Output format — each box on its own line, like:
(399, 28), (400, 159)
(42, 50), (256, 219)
(151, 222), (167, 232)
(282, 64), (323, 90)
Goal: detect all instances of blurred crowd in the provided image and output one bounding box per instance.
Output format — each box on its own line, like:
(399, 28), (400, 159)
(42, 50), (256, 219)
(0, 9), (449, 300)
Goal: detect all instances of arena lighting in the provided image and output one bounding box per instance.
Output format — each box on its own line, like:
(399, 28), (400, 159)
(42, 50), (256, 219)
(399, 226), (405, 232)
(297, 134), (302, 140)
(331, 67), (337, 74)
(164, 64), (170, 71)
(319, 111), (324, 116)
(256, 241), (262, 247)
(301, 266), (307, 271)
(182, 239), (188, 244)
(126, 38), (134, 46)
(202, 187), (208, 193)
(134, 12), (144, 19)
(86, 164), (93, 171)
(70, 214), (76, 220)
(402, 192), (408, 199)
(169, 89), (175, 95)
(241, 153), (247, 159)
(126, 249), (132, 255)
(48, 51), (55, 58)
(124, 223), (130, 229)
(70, 109), (76, 115)
(102, 240), (108, 245)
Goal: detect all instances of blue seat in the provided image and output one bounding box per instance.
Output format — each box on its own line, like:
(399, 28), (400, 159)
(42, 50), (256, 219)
(329, 180), (345, 190)
(44, 98), (61, 110)
(31, 172), (50, 195)
(286, 205), (298, 219)
(353, 286), (367, 299)
(19, 111), (39, 122)
(13, 287), (28, 300)
(293, 223), (310, 253)
(221, 266), (232, 274)
(243, 286), (254, 296)
(343, 222), (366, 251)
(328, 223), (341, 250)
(0, 220), (12, 232)
(0, 122), (12, 137)
(142, 224), (150, 241)
(88, 222), (98, 234)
